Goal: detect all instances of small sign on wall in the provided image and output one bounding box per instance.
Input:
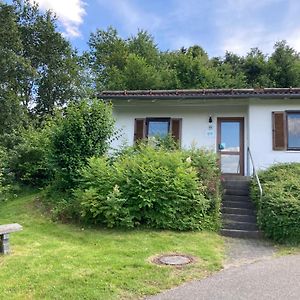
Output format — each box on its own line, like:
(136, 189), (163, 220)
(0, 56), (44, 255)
(206, 124), (215, 138)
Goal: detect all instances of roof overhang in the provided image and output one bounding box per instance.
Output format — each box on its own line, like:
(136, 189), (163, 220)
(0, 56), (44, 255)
(99, 88), (300, 101)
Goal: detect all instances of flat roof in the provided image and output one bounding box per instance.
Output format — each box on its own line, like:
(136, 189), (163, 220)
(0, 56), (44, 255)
(99, 88), (300, 100)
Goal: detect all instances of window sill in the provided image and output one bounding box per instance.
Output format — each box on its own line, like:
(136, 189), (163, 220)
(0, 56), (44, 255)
(285, 150), (300, 153)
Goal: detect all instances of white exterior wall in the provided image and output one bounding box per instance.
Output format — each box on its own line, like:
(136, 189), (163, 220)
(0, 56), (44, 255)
(111, 101), (248, 172)
(112, 103), (247, 148)
(111, 98), (300, 175)
(248, 99), (300, 171)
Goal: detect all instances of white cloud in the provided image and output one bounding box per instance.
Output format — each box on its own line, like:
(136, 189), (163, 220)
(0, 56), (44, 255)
(30, 0), (86, 37)
(97, 0), (162, 35)
(93, 0), (300, 56)
(220, 27), (267, 55)
(213, 0), (300, 56)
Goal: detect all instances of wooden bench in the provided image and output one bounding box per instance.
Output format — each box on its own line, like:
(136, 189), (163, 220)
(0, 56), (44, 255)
(0, 223), (23, 255)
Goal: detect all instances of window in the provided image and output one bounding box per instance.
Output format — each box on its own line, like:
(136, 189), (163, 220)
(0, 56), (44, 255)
(147, 118), (170, 138)
(287, 112), (300, 150)
(272, 111), (300, 151)
(134, 118), (182, 143)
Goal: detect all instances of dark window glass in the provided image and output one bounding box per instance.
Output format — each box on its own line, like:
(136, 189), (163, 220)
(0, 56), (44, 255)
(147, 119), (170, 138)
(287, 112), (300, 149)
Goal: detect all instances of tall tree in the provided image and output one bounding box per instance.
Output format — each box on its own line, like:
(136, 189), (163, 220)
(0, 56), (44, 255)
(211, 52), (247, 88)
(89, 26), (128, 90)
(14, 0), (86, 118)
(243, 48), (273, 87)
(269, 41), (300, 87)
(127, 30), (159, 65)
(89, 27), (177, 90)
(0, 2), (33, 134)
(0, 0), (87, 126)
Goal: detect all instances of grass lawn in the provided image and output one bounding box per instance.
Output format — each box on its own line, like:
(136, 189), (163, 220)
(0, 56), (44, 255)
(0, 192), (224, 299)
(276, 245), (300, 256)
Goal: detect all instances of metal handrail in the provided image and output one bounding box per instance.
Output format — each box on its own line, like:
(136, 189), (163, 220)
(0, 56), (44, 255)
(247, 147), (263, 200)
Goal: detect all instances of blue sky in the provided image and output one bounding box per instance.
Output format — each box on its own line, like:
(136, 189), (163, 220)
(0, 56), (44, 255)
(5, 0), (300, 57)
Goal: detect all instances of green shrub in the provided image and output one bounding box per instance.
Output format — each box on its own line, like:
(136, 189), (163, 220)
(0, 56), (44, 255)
(0, 146), (11, 201)
(75, 145), (221, 230)
(7, 126), (53, 187)
(50, 99), (115, 190)
(250, 163), (300, 243)
(148, 134), (180, 150)
(183, 148), (221, 205)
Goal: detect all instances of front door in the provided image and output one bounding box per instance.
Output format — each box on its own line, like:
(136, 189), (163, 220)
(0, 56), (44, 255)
(217, 117), (244, 175)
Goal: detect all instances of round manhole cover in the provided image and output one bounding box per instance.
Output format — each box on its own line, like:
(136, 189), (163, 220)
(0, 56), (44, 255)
(154, 254), (194, 266)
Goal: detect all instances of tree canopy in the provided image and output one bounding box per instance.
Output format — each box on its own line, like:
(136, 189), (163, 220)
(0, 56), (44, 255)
(1, 1), (300, 136)
(0, 0), (88, 133)
(88, 28), (300, 91)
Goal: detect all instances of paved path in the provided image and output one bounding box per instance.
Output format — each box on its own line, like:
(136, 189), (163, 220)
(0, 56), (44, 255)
(148, 254), (300, 300)
(224, 237), (276, 268)
(147, 238), (300, 300)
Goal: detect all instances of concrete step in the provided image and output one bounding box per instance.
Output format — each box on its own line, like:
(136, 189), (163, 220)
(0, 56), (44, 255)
(222, 200), (255, 209)
(221, 177), (262, 239)
(223, 188), (249, 196)
(220, 229), (263, 239)
(222, 220), (258, 231)
(222, 213), (257, 223)
(223, 181), (250, 189)
(222, 207), (256, 216)
(223, 195), (251, 202)
(222, 175), (251, 181)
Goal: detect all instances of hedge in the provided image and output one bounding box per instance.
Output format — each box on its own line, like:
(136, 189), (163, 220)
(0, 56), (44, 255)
(75, 145), (221, 231)
(250, 163), (300, 243)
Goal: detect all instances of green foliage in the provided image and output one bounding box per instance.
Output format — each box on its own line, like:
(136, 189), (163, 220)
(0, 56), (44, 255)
(0, 0), (88, 125)
(88, 26), (128, 90)
(167, 49), (211, 88)
(89, 27), (177, 90)
(50, 99), (115, 190)
(242, 48), (273, 87)
(269, 41), (300, 88)
(0, 146), (11, 201)
(150, 134), (180, 151)
(7, 126), (53, 187)
(128, 30), (159, 65)
(122, 54), (161, 89)
(89, 27), (300, 90)
(0, 2), (33, 134)
(250, 163), (300, 243)
(0, 98), (115, 193)
(75, 145), (221, 230)
(183, 148), (221, 210)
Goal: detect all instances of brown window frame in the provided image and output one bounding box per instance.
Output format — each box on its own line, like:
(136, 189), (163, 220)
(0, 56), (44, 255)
(272, 111), (287, 150)
(133, 117), (182, 144)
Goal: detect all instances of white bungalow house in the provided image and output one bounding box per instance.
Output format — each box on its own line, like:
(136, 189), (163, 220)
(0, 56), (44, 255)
(100, 88), (300, 176)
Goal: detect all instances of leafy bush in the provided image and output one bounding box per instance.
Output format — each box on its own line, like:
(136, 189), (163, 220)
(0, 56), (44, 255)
(183, 148), (221, 207)
(75, 144), (221, 230)
(0, 146), (11, 201)
(250, 163), (300, 243)
(7, 126), (53, 187)
(50, 99), (115, 190)
(148, 134), (180, 150)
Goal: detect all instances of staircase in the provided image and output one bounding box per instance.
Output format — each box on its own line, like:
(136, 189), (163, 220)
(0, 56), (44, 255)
(221, 176), (263, 239)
